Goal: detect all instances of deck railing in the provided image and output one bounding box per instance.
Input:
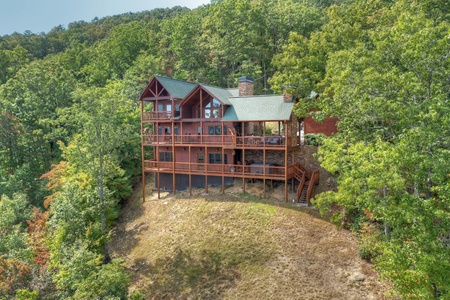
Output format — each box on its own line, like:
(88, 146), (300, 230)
(142, 111), (172, 121)
(144, 160), (288, 179)
(142, 134), (286, 148)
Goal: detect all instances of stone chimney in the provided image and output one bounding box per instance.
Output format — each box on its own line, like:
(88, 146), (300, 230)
(283, 86), (296, 102)
(283, 91), (294, 102)
(238, 76), (254, 96)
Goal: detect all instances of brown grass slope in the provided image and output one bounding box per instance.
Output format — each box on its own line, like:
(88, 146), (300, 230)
(108, 177), (391, 299)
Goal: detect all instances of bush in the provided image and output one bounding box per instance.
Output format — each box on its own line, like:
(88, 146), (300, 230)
(129, 290), (146, 300)
(304, 133), (326, 146)
(358, 223), (384, 262)
(15, 289), (38, 300)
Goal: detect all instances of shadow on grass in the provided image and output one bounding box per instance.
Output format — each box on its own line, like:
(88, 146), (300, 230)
(107, 177), (152, 258)
(134, 247), (240, 299)
(201, 182), (329, 222)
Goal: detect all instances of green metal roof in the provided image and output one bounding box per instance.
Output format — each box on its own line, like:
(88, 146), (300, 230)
(156, 76), (197, 99)
(227, 88), (240, 97)
(150, 76), (294, 121)
(200, 84), (234, 105)
(222, 95), (294, 121)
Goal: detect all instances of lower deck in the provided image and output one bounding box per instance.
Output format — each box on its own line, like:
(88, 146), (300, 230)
(142, 161), (318, 202)
(144, 160), (296, 181)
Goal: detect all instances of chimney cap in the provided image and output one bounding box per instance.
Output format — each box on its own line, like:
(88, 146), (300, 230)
(238, 76), (254, 83)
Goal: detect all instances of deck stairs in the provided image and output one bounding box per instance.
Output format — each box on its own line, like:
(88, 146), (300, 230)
(293, 164), (319, 205)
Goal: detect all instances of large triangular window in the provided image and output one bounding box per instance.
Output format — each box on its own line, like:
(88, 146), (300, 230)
(204, 98), (221, 119)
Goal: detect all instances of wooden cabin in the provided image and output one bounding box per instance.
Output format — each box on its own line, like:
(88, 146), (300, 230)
(140, 76), (320, 203)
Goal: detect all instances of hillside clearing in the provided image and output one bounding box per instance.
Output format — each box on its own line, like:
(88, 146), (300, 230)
(108, 177), (392, 299)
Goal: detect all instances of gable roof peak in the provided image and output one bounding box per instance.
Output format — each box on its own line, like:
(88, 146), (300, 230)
(153, 76), (198, 99)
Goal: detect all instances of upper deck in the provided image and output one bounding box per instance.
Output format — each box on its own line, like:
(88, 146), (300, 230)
(142, 134), (298, 149)
(142, 111), (174, 121)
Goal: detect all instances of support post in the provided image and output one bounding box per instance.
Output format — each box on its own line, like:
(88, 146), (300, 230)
(189, 146), (192, 196)
(222, 146), (228, 194)
(242, 146), (246, 195)
(292, 148), (296, 192)
(157, 172), (161, 199)
(172, 119), (176, 195)
(140, 101), (146, 202)
(263, 122), (266, 198)
(284, 121), (289, 202)
(205, 146), (208, 194)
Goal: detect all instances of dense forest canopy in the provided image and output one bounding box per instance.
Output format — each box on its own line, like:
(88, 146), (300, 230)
(0, 0), (449, 298)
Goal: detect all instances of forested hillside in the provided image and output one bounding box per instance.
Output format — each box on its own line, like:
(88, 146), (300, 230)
(0, 0), (448, 298)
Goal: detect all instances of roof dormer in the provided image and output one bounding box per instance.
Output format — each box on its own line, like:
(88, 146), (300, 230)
(179, 84), (234, 119)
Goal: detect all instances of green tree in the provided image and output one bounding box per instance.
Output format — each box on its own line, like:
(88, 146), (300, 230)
(307, 1), (450, 297)
(0, 46), (29, 84)
(46, 81), (136, 297)
(63, 81), (137, 259)
(51, 239), (128, 299)
(157, 6), (208, 81)
(0, 53), (77, 171)
(0, 193), (34, 298)
(80, 21), (148, 86)
(269, 0), (450, 297)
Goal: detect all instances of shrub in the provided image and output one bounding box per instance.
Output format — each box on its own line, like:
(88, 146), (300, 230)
(304, 133), (326, 146)
(358, 223), (384, 262)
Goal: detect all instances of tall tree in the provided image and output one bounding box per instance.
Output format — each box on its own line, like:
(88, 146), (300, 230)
(65, 81), (137, 260)
(307, 1), (450, 297)
(270, 0), (450, 297)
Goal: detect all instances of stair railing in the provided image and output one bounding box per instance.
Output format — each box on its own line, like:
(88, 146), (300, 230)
(296, 172), (306, 202)
(306, 171), (320, 205)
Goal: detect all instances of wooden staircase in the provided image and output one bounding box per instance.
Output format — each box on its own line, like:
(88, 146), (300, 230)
(293, 164), (319, 205)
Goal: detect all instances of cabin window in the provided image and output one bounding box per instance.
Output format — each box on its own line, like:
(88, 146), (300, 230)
(208, 126), (222, 135)
(158, 127), (163, 135)
(157, 104), (163, 111)
(159, 152), (173, 162)
(197, 153), (204, 163)
(174, 127), (179, 135)
(213, 99), (221, 118)
(208, 153), (226, 164)
(204, 98), (221, 118)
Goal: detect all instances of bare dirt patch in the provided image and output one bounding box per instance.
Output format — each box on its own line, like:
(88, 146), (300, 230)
(108, 176), (392, 299)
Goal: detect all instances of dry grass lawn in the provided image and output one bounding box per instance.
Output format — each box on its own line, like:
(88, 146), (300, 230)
(108, 176), (392, 299)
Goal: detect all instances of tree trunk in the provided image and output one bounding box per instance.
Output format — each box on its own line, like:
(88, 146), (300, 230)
(97, 140), (110, 264)
(382, 186), (391, 240)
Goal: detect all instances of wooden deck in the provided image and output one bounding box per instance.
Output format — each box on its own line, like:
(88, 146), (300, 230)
(144, 160), (295, 180)
(143, 134), (289, 149)
(142, 111), (173, 121)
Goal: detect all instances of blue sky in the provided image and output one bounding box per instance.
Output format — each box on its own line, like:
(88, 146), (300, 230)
(0, 0), (211, 36)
